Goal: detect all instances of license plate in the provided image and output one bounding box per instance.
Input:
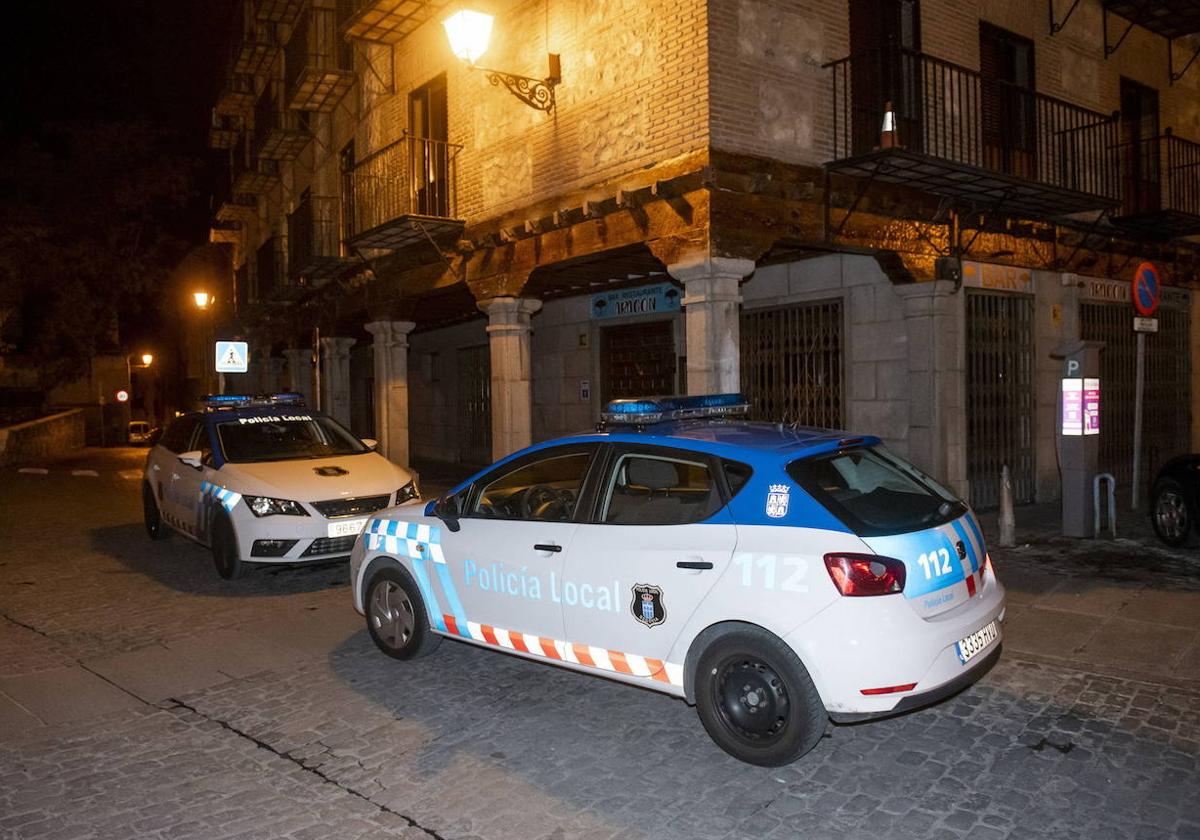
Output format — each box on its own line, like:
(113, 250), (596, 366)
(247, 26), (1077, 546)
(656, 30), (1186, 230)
(327, 518), (367, 538)
(955, 620), (998, 665)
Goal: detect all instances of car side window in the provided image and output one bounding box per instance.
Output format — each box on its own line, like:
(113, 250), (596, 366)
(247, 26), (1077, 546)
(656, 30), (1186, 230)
(601, 452), (721, 526)
(470, 450), (594, 522)
(160, 417), (198, 453)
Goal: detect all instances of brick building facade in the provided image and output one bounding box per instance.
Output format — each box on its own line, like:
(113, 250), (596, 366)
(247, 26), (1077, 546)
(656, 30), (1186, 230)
(208, 0), (1200, 508)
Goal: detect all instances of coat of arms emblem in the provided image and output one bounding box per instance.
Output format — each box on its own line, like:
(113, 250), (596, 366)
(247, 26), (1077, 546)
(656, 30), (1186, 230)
(630, 584), (665, 628)
(765, 484), (790, 518)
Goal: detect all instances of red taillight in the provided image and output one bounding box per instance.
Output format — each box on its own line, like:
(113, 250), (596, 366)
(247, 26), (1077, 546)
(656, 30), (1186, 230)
(861, 682), (917, 696)
(823, 553), (906, 596)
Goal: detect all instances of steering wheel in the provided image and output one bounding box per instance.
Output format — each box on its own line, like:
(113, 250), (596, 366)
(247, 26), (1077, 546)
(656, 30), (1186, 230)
(520, 485), (571, 520)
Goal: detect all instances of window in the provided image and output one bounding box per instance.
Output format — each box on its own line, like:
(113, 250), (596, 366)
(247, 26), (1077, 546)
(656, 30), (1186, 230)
(471, 449), (594, 521)
(602, 453), (720, 526)
(215, 416), (368, 463)
(788, 447), (965, 537)
(979, 23), (1035, 175)
(160, 416), (200, 453)
(723, 460), (754, 497)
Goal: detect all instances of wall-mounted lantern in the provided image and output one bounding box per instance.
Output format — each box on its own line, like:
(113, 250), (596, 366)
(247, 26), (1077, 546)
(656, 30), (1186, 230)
(443, 9), (561, 113)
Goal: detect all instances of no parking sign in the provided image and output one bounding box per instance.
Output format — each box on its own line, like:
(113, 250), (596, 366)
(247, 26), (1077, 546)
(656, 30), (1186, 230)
(1131, 262), (1161, 317)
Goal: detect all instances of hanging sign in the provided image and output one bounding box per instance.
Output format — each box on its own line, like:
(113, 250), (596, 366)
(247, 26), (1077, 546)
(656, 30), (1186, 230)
(1131, 262), (1161, 317)
(590, 283), (681, 321)
(215, 341), (249, 374)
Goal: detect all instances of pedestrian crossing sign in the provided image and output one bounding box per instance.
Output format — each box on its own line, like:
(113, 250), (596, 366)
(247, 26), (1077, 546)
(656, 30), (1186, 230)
(215, 341), (249, 373)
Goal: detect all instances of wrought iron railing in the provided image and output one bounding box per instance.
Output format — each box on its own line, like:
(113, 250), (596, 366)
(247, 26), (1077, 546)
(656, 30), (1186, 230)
(1118, 130), (1200, 217)
(285, 3), (354, 110)
(232, 0), (278, 76)
(253, 81), (307, 158)
(288, 195), (342, 276)
(827, 48), (1121, 202)
(349, 133), (460, 237)
(256, 235), (287, 298)
(232, 132), (279, 193)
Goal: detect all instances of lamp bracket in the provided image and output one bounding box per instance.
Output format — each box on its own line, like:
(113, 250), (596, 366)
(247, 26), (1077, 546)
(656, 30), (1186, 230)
(475, 54), (560, 113)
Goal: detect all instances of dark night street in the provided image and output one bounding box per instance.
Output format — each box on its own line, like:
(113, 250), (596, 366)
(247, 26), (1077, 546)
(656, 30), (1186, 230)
(1, 449), (1198, 840)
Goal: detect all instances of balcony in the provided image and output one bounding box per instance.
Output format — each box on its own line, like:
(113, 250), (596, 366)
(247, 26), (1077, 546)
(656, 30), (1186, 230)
(1105, 0), (1200, 41)
(232, 0), (279, 77)
(216, 73), (256, 116)
(254, 81), (310, 160)
(213, 171), (258, 225)
(1112, 131), (1200, 239)
(340, 0), (451, 44)
(256, 234), (288, 300)
(232, 134), (279, 194)
(288, 195), (355, 282)
(208, 110), (240, 150)
(347, 133), (463, 253)
(255, 0), (302, 25)
(210, 222), (245, 269)
(826, 49), (1121, 219)
(286, 4), (355, 112)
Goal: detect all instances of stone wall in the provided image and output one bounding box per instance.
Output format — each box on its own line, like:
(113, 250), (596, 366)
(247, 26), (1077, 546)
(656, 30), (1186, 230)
(0, 410), (86, 467)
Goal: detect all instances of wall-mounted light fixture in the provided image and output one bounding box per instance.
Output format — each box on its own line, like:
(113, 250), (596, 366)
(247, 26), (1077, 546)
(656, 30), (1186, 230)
(443, 9), (561, 113)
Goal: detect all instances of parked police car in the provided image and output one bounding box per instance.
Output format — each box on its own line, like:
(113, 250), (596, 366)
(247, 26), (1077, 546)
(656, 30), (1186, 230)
(143, 394), (418, 580)
(349, 394), (1004, 766)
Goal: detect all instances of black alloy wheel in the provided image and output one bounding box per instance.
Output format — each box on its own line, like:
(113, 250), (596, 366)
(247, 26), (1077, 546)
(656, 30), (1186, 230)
(143, 482), (168, 540)
(211, 514), (246, 580)
(1152, 478), (1194, 548)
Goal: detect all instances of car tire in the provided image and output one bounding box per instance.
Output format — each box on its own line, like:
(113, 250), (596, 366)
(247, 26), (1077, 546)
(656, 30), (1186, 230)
(143, 482), (168, 541)
(1151, 478), (1195, 548)
(211, 514), (247, 580)
(365, 566), (442, 661)
(694, 626), (826, 766)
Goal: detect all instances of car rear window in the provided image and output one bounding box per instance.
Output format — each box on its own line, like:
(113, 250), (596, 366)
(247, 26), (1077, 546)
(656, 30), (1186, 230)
(786, 447), (965, 537)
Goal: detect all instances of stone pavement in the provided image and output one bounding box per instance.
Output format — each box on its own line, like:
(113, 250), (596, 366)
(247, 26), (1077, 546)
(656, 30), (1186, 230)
(1, 449), (1198, 839)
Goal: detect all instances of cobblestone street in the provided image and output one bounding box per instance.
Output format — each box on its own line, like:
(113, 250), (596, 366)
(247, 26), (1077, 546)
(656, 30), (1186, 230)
(2, 450), (1199, 839)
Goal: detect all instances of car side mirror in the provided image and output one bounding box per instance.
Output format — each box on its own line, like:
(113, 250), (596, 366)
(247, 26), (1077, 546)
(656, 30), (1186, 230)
(434, 494), (461, 532)
(361, 438), (378, 451)
(178, 451), (204, 470)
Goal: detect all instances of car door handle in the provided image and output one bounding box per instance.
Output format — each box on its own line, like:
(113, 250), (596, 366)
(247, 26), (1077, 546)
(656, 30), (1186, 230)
(533, 543), (562, 553)
(676, 560), (713, 570)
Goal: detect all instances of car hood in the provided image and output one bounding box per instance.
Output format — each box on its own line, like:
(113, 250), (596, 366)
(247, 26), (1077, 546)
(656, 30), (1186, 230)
(218, 453), (410, 501)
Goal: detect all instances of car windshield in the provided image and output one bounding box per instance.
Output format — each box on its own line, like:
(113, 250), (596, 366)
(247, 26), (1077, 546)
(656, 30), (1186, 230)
(787, 446), (966, 537)
(215, 414), (368, 463)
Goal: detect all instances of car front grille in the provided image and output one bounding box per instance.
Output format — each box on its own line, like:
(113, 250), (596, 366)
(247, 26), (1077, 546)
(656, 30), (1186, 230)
(301, 536), (359, 557)
(310, 494), (391, 519)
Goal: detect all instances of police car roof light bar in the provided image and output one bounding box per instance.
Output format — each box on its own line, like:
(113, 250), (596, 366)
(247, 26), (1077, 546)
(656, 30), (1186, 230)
(201, 393), (306, 410)
(601, 393), (750, 425)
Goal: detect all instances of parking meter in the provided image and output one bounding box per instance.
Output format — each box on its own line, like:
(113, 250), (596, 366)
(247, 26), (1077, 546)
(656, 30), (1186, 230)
(1052, 340), (1104, 537)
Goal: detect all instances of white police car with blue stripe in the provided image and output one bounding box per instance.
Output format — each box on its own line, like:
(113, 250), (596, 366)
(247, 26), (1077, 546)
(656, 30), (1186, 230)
(142, 394), (417, 580)
(350, 394), (1005, 766)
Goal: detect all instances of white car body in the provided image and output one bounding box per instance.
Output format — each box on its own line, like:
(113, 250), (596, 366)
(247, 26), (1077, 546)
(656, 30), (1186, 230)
(144, 402), (414, 566)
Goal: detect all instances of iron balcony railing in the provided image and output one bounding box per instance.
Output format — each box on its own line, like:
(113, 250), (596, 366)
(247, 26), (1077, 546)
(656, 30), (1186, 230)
(339, 0), (443, 42)
(256, 234), (288, 298)
(208, 109), (240, 150)
(827, 48), (1121, 206)
(216, 72), (256, 116)
(285, 3), (355, 112)
(1118, 130), (1200, 218)
(232, 133), (279, 194)
(254, 81), (310, 160)
(349, 133), (461, 239)
(288, 195), (348, 279)
(232, 0), (279, 77)
(255, 0), (302, 25)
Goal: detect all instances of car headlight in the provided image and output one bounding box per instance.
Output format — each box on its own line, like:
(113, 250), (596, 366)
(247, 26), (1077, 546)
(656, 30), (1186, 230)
(395, 479), (419, 504)
(244, 495), (309, 517)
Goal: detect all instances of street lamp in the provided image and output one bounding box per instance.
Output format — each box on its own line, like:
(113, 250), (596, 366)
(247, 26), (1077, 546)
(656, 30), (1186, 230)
(140, 352), (154, 367)
(193, 291), (212, 309)
(443, 9), (560, 113)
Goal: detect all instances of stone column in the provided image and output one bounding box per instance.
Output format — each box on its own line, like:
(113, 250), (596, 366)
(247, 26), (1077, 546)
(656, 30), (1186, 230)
(319, 337), (355, 426)
(668, 257), (755, 395)
(365, 320), (416, 466)
(895, 281), (968, 499)
(283, 347), (314, 408)
(479, 297), (542, 461)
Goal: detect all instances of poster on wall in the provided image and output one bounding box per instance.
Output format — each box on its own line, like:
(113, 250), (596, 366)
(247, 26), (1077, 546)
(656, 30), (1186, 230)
(590, 283), (681, 321)
(1083, 378), (1100, 436)
(1062, 378), (1083, 436)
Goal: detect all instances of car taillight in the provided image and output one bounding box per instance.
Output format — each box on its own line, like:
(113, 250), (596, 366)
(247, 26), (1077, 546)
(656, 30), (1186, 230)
(823, 553), (906, 596)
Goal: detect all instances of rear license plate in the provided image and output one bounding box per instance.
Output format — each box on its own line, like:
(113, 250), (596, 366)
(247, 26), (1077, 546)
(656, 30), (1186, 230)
(955, 620), (998, 665)
(327, 518), (367, 538)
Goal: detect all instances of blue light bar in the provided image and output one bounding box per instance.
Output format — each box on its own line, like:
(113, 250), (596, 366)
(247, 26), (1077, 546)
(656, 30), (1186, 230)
(201, 393), (307, 410)
(601, 393), (750, 425)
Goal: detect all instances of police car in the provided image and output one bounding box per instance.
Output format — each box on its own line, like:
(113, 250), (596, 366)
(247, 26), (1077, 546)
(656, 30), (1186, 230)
(349, 394), (1004, 766)
(142, 394), (418, 580)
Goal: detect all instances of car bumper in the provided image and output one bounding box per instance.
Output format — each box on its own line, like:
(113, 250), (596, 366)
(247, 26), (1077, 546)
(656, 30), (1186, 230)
(232, 514), (373, 564)
(787, 566), (1006, 717)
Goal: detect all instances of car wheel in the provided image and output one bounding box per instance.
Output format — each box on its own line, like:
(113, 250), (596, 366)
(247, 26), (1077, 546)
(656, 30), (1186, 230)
(365, 566), (442, 661)
(1151, 478), (1194, 548)
(694, 626), (826, 766)
(143, 482), (168, 541)
(211, 514), (246, 580)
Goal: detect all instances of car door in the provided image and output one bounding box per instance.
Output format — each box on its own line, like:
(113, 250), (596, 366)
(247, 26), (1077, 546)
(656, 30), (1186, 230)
(561, 444), (738, 681)
(171, 420), (212, 540)
(430, 443), (600, 644)
(154, 416), (200, 528)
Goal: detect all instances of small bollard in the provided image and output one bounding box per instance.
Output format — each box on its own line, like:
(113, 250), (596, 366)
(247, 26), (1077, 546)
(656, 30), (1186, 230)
(1093, 473), (1117, 537)
(998, 465), (1015, 548)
